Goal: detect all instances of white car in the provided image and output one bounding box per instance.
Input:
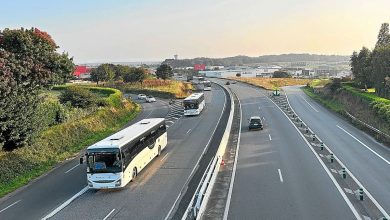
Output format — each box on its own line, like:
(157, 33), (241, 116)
(137, 94), (147, 100)
(145, 96), (156, 103)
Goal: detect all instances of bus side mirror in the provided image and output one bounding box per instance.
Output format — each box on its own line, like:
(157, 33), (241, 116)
(80, 157), (84, 164)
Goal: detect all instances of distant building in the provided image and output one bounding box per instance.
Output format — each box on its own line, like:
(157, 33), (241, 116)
(73, 65), (92, 79)
(194, 64), (206, 71)
(174, 54), (178, 60)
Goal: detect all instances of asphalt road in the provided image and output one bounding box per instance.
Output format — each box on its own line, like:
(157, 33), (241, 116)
(0, 96), (169, 220)
(48, 84), (227, 220)
(226, 82), (357, 220)
(284, 86), (390, 214)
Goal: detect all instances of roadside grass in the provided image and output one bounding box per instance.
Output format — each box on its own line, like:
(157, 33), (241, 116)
(229, 77), (312, 90)
(310, 79), (331, 88)
(0, 87), (140, 198)
(302, 87), (345, 113)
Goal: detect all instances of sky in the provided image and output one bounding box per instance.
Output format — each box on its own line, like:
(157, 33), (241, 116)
(1, 0), (390, 63)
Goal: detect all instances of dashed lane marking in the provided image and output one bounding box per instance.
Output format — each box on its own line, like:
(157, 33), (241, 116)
(0, 200), (21, 214)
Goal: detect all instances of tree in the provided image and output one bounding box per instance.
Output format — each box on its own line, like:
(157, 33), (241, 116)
(0, 28), (74, 150)
(272, 71), (291, 78)
(90, 63), (115, 84)
(123, 67), (146, 83)
(375, 23), (390, 48)
(156, 64), (173, 80)
(59, 87), (98, 108)
(353, 47), (373, 90)
(371, 45), (390, 98)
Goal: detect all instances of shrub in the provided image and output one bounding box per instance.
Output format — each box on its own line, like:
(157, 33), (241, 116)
(59, 86), (98, 108)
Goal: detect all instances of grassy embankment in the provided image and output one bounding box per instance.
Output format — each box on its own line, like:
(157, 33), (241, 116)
(229, 77), (312, 90)
(303, 81), (390, 142)
(0, 86), (140, 197)
(108, 79), (193, 99)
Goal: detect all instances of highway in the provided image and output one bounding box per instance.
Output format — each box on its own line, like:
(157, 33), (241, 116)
(0, 84), (227, 220)
(0, 96), (170, 220)
(284, 86), (390, 213)
(47, 84), (227, 220)
(225, 82), (358, 219)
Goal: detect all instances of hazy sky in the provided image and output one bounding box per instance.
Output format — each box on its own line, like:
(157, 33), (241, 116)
(1, 0), (390, 63)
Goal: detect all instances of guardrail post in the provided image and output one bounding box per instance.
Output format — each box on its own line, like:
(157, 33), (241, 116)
(326, 153), (334, 163)
(377, 217), (388, 220)
(311, 134), (316, 141)
(355, 188), (364, 201)
(319, 142), (324, 150)
(339, 167), (347, 179)
(306, 128), (309, 133)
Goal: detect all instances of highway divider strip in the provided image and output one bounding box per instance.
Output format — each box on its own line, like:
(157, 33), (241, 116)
(181, 83), (235, 220)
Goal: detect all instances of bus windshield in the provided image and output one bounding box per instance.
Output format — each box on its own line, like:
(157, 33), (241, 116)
(184, 101), (198, 110)
(87, 149), (122, 173)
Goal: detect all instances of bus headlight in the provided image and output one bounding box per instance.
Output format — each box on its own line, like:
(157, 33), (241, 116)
(115, 179), (121, 187)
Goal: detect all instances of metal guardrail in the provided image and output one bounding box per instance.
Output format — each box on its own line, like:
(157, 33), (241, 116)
(344, 111), (390, 140)
(181, 81), (235, 220)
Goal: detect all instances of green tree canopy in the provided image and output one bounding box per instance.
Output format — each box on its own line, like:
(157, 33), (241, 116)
(272, 71), (291, 78)
(375, 23), (390, 48)
(0, 27), (74, 150)
(156, 64), (173, 80)
(123, 67), (147, 83)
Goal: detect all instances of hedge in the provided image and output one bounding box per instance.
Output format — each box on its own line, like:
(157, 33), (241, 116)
(0, 86), (140, 197)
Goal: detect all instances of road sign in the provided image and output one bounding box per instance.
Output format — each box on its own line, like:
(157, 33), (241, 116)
(273, 90), (280, 96)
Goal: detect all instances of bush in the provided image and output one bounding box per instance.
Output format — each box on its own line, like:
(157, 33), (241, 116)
(59, 86), (98, 108)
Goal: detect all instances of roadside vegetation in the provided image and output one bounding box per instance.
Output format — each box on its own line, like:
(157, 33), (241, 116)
(0, 28), (141, 197)
(301, 23), (390, 144)
(229, 77), (312, 90)
(0, 86), (140, 197)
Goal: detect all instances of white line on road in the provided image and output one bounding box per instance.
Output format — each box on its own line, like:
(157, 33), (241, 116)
(186, 129), (191, 134)
(0, 200), (21, 214)
(268, 95), (362, 220)
(103, 209), (115, 220)
(64, 164), (80, 174)
(166, 85), (227, 220)
(268, 134), (272, 141)
(41, 186), (89, 220)
(337, 125), (390, 165)
(161, 153), (169, 162)
(223, 91), (242, 220)
(300, 95), (319, 112)
(278, 169), (283, 183)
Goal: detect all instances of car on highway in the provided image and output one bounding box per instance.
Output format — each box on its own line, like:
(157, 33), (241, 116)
(248, 116), (263, 130)
(231, 81), (237, 84)
(137, 94), (147, 100)
(146, 96), (156, 103)
(225, 81), (230, 85)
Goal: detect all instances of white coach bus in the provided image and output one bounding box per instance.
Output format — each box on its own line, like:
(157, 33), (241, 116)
(80, 118), (167, 189)
(183, 93), (205, 116)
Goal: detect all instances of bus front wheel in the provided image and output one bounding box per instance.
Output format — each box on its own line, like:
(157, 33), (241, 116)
(132, 167), (138, 181)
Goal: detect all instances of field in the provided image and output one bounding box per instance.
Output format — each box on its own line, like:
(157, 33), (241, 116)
(229, 77), (312, 90)
(112, 79), (193, 98)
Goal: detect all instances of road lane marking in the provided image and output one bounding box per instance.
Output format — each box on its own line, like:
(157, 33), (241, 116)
(268, 134), (272, 141)
(337, 125), (390, 165)
(268, 96), (362, 220)
(161, 153), (169, 162)
(42, 186), (89, 220)
(186, 129), (191, 134)
(103, 209), (115, 220)
(64, 164), (80, 174)
(223, 91), (242, 220)
(165, 85), (227, 220)
(299, 95), (319, 112)
(0, 200), (21, 214)
(278, 169), (283, 183)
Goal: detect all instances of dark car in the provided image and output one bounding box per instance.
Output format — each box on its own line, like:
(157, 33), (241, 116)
(249, 116), (263, 130)
(225, 81), (231, 85)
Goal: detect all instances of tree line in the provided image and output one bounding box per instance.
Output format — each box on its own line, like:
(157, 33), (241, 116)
(351, 23), (390, 98)
(90, 63), (173, 84)
(0, 28), (74, 150)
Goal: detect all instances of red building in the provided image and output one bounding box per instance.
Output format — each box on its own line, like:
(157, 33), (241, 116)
(194, 64), (206, 71)
(73, 66), (91, 78)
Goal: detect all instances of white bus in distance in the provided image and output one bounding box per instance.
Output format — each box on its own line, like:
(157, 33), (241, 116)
(183, 93), (205, 116)
(203, 81), (212, 91)
(80, 118), (167, 189)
